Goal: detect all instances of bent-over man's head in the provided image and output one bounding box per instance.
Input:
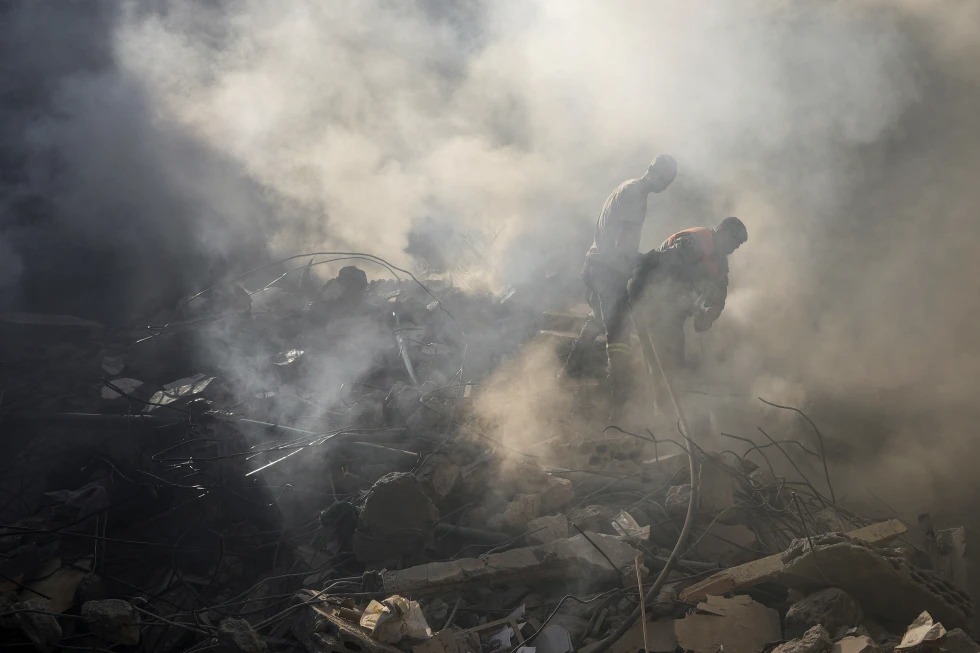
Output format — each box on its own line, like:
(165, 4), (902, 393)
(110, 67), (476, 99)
(642, 154), (677, 192)
(714, 217), (747, 255)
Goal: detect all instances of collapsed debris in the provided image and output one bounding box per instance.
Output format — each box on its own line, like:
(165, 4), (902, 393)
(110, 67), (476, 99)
(0, 259), (978, 652)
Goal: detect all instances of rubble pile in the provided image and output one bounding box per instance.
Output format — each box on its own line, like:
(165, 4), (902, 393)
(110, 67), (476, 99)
(0, 261), (976, 652)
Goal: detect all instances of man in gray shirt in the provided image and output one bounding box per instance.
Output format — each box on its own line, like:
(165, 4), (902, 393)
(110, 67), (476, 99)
(560, 154), (677, 406)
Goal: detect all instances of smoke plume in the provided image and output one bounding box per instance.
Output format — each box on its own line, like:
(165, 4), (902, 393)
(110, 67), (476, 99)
(3, 1), (980, 523)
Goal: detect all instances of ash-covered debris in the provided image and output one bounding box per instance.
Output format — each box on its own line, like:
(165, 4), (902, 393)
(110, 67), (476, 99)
(0, 256), (977, 652)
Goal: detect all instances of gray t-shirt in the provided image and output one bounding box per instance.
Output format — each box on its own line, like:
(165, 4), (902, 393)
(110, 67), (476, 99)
(586, 178), (650, 274)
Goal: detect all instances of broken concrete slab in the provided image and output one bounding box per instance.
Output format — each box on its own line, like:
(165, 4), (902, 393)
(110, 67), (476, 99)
(831, 635), (881, 653)
(526, 514), (570, 546)
(674, 595), (782, 653)
(373, 532), (638, 596)
(568, 505), (617, 534)
(773, 625), (832, 653)
(785, 588), (863, 639)
(775, 539), (972, 630)
(680, 519), (909, 603)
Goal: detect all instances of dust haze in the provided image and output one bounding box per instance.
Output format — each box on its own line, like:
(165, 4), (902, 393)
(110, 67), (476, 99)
(2, 1), (980, 521)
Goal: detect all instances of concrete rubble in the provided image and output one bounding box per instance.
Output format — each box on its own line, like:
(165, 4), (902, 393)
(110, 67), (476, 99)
(1, 270), (979, 652)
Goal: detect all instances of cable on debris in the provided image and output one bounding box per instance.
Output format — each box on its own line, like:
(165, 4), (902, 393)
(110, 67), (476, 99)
(585, 302), (701, 653)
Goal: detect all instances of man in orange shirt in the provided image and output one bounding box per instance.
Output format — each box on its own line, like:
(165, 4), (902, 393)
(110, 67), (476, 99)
(629, 217), (747, 388)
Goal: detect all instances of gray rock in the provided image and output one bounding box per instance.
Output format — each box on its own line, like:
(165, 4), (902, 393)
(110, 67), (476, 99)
(665, 484), (693, 517)
(218, 618), (267, 653)
(568, 505), (616, 534)
(527, 514), (570, 545)
(11, 599), (62, 653)
(353, 472), (440, 565)
(773, 626), (832, 653)
(81, 599), (141, 645)
(786, 588), (862, 639)
(942, 629), (980, 653)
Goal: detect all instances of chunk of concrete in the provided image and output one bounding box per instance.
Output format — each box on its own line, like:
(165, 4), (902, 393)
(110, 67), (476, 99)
(354, 473), (440, 565)
(674, 595), (782, 653)
(541, 477), (575, 512)
(218, 618), (267, 653)
(81, 599), (141, 645)
(776, 540), (972, 630)
(665, 484), (692, 517)
(785, 588), (863, 639)
(941, 628), (980, 653)
(772, 626), (832, 653)
(10, 598), (62, 652)
(502, 494), (542, 531)
(681, 520), (908, 603)
(568, 505), (617, 534)
(831, 635), (881, 653)
(526, 514), (569, 546)
(377, 532), (637, 596)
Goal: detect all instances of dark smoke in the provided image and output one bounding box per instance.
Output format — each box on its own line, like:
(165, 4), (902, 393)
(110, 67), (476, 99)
(3, 1), (980, 525)
(0, 2), (274, 321)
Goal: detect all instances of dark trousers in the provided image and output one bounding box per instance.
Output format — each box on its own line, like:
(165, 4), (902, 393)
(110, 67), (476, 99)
(562, 262), (633, 403)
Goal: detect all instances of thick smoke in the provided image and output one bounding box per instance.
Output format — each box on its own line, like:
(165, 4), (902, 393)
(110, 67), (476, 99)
(3, 1), (980, 521)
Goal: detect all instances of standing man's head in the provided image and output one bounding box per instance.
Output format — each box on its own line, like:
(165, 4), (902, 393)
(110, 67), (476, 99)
(641, 154), (677, 192)
(713, 217), (748, 255)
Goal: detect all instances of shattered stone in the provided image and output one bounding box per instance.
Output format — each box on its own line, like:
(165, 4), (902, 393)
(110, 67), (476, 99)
(218, 618), (267, 653)
(681, 520), (907, 603)
(665, 484), (693, 517)
(773, 625), (833, 653)
(785, 588), (863, 639)
(422, 598), (449, 629)
(376, 532), (637, 596)
(81, 599), (141, 645)
(502, 493), (542, 531)
(10, 598), (63, 653)
(941, 629), (980, 653)
(541, 477), (576, 512)
(830, 635), (881, 653)
(417, 455), (460, 501)
(354, 472), (440, 566)
(568, 504), (617, 534)
(526, 514), (569, 545)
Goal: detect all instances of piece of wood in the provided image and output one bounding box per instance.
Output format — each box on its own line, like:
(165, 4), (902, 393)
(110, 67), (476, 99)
(680, 519), (907, 603)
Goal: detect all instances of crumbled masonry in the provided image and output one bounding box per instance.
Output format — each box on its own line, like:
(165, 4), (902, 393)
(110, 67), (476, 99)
(0, 269), (977, 652)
